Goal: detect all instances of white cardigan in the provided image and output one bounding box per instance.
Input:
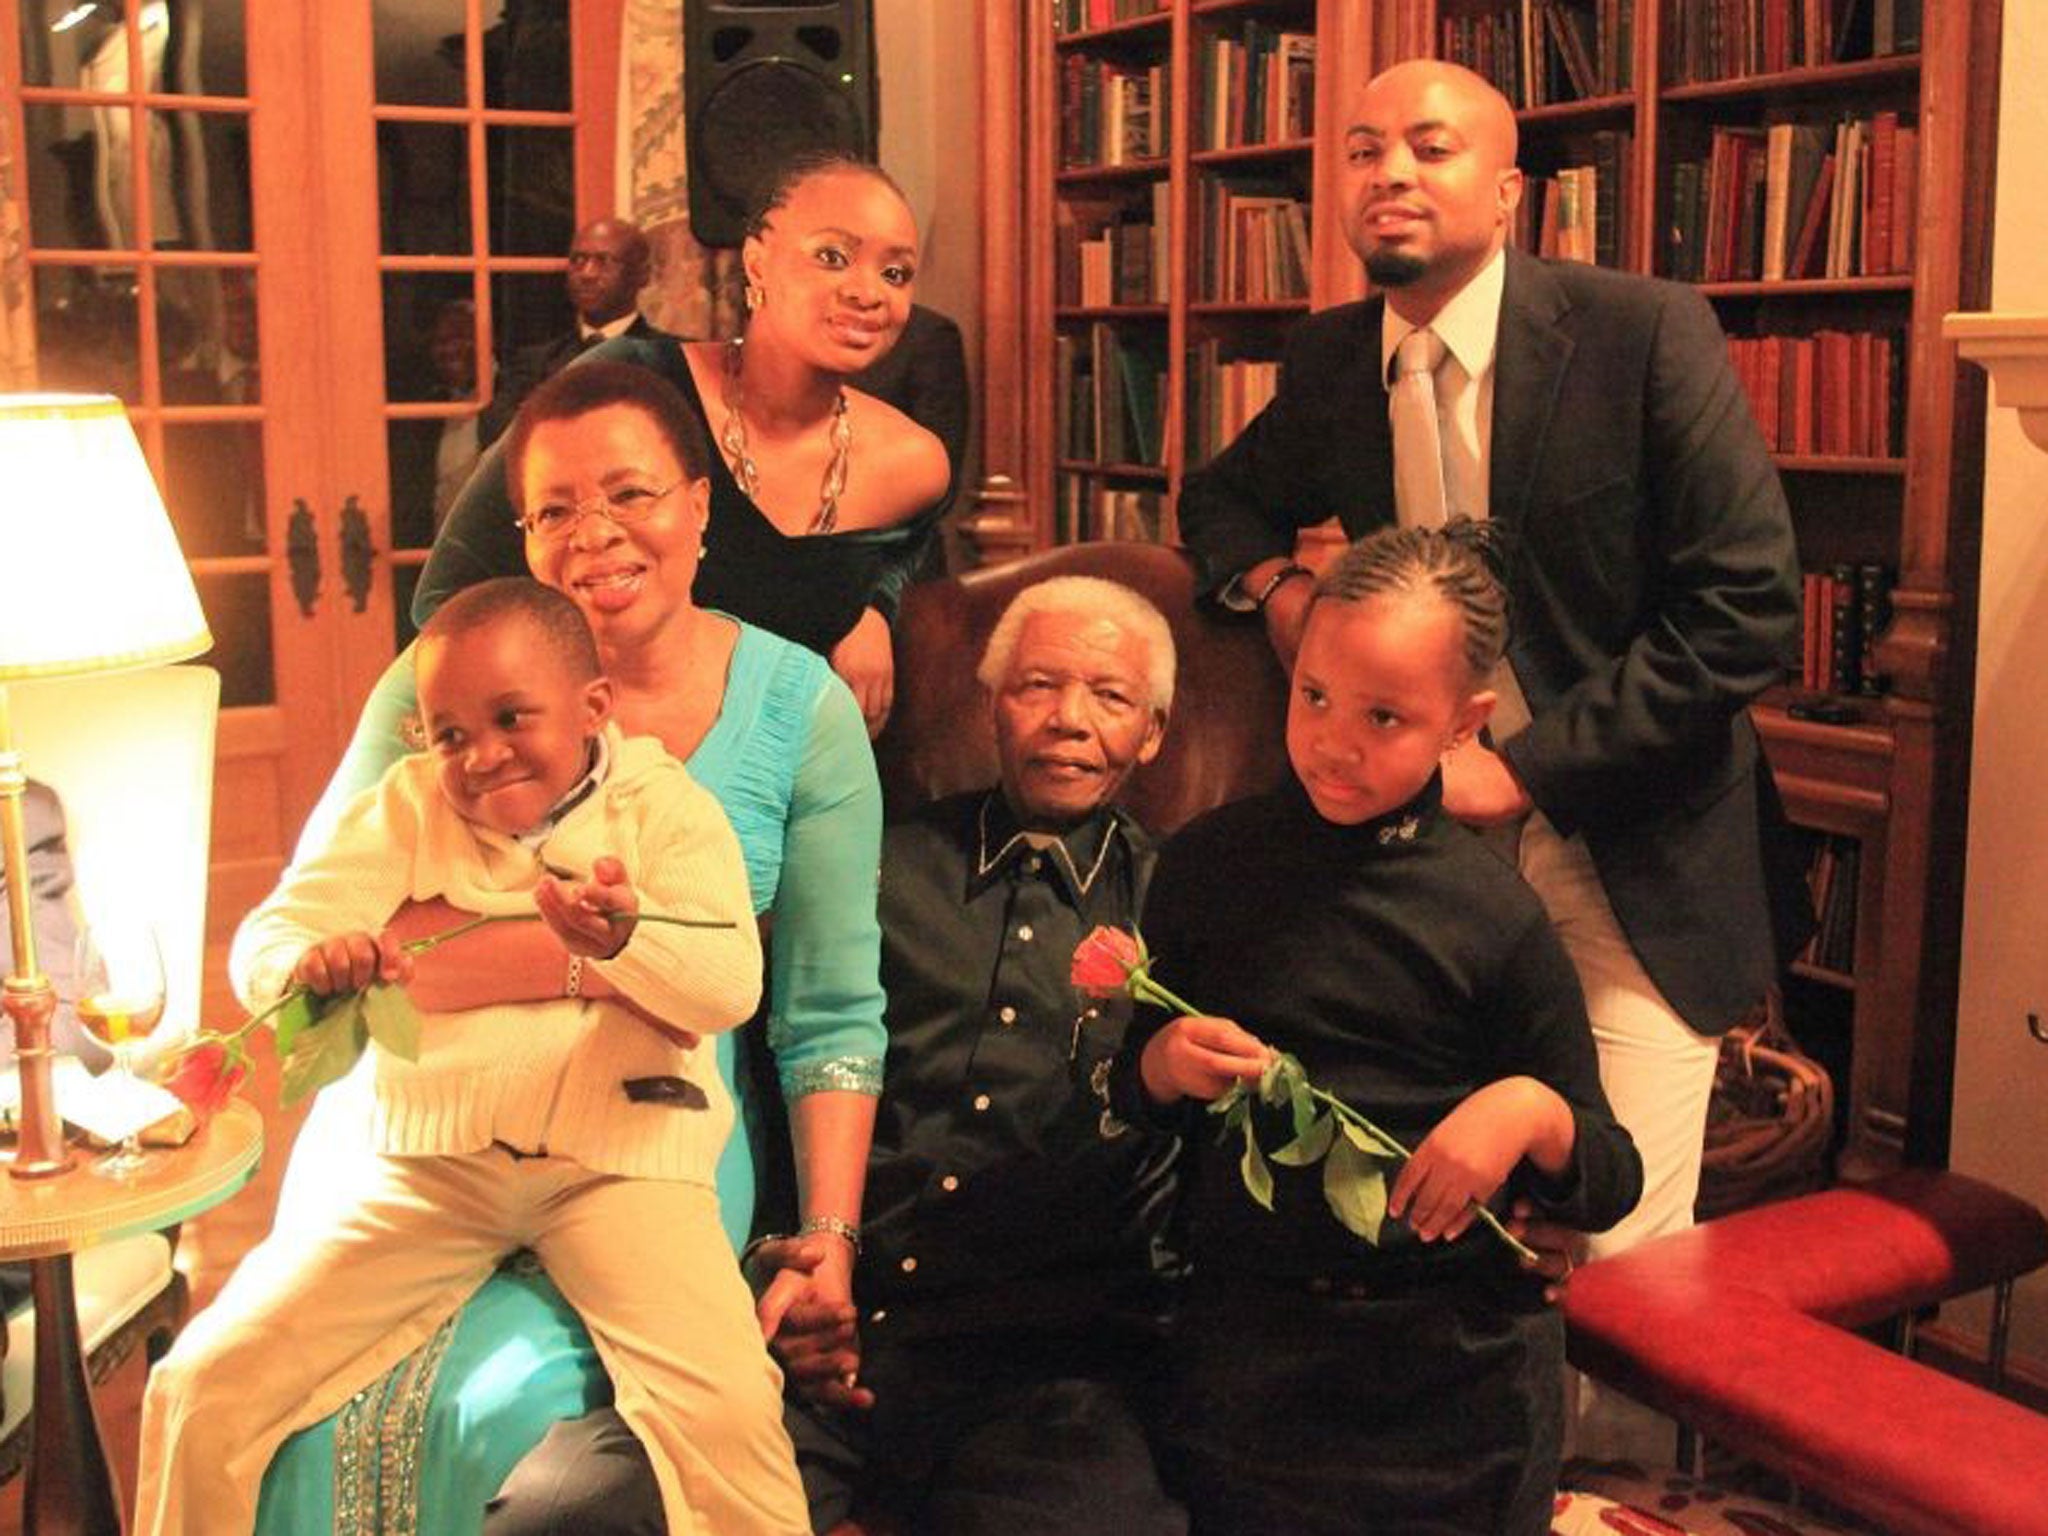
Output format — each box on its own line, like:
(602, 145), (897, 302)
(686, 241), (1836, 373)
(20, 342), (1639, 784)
(230, 725), (761, 1184)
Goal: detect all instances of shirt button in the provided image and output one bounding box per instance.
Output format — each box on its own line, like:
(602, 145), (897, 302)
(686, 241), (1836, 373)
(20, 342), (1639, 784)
(900, 1256), (918, 1273)
(972, 1093), (992, 1112)
(1016, 923), (1034, 942)
(998, 1005), (1018, 1025)
(940, 1174), (959, 1192)
(1025, 854), (1042, 872)
(870, 1308), (888, 1323)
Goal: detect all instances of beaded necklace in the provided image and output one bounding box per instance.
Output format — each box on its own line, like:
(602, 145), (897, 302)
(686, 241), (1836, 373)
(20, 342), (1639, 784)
(719, 337), (853, 534)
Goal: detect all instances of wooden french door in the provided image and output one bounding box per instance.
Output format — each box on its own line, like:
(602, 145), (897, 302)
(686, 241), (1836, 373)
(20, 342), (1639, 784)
(3, 0), (614, 930)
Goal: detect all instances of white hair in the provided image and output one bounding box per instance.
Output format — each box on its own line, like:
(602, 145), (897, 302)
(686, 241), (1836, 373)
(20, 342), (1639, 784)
(976, 575), (1177, 714)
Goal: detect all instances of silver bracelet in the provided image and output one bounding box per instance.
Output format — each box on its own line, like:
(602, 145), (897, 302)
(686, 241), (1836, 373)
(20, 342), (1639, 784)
(797, 1214), (862, 1254)
(564, 953), (584, 999)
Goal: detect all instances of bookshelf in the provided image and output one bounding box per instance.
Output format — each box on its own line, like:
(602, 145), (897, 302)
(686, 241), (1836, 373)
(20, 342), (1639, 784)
(964, 0), (1372, 560)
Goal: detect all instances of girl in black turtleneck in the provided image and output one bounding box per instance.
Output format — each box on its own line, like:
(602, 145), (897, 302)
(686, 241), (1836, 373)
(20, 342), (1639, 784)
(1113, 524), (1642, 1536)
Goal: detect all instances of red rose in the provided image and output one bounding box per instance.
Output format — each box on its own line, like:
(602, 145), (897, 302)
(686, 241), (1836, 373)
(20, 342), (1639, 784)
(161, 1039), (249, 1119)
(1071, 925), (1144, 998)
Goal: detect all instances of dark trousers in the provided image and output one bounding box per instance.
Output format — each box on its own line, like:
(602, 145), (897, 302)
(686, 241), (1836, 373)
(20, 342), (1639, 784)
(1161, 1274), (1563, 1536)
(481, 1328), (1186, 1536)
(794, 1325), (1185, 1536)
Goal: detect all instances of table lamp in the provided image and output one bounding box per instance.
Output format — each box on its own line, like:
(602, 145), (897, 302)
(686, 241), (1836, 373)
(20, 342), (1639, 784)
(0, 394), (211, 1181)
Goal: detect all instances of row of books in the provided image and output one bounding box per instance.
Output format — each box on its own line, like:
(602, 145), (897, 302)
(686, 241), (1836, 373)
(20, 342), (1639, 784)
(1053, 0), (1165, 35)
(1663, 0), (1921, 85)
(1440, 0), (1634, 110)
(1054, 475), (1166, 544)
(1665, 112), (1916, 284)
(1800, 562), (1892, 698)
(1729, 329), (1899, 458)
(1056, 323), (1167, 468)
(1185, 343), (1279, 465)
(1059, 56), (1170, 170)
(1514, 131), (1631, 268)
(1196, 180), (1310, 303)
(1059, 185), (1171, 308)
(1198, 26), (1316, 150)
(1797, 833), (1860, 977)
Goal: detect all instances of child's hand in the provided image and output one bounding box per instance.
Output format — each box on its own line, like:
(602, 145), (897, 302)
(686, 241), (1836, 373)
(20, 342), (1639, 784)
(535, 855), (636, 958)
(1140, 1015), (1271, 1104)
(1390, 1078), (1564, 1242)
(292, 930), (412, 996)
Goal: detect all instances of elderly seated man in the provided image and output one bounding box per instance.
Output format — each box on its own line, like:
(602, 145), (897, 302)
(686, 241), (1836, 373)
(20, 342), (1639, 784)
(486, 574), (1190, 1536)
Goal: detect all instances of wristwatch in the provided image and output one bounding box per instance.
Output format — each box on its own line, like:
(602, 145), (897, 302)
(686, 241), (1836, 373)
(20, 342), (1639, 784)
(1220, 561), (1313, 613)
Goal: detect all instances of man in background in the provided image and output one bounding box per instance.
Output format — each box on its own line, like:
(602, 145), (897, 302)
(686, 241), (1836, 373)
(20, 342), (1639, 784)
(479, 216), (666, 447)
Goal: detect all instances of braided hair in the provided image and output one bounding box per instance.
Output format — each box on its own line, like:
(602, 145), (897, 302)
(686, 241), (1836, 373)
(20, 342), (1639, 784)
(1311, 519), (1510, 689)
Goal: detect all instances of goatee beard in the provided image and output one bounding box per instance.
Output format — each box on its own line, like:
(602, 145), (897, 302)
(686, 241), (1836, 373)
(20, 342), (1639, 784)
(1365, 250), (1428, 287)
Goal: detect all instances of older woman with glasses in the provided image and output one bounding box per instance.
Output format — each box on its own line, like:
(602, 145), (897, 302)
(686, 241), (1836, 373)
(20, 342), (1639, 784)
(253, 351), (906, 1535)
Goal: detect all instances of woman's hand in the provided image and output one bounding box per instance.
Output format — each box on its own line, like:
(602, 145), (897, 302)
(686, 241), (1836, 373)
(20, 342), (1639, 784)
(1140, 1015), (1271, 1105)
(292, 929), (411, 995)
(830, 607), (897, 737)
(1390, 1077), (1565, 1242)
(750, 1232), (871, 1410)
(536, 854), (635, 958)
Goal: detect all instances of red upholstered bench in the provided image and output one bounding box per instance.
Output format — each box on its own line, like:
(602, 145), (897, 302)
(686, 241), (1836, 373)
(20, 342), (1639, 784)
(1564, 1169), (2048, 1536)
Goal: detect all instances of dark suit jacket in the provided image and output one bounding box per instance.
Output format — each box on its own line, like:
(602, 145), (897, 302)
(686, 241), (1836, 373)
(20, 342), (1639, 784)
(477, 313), (670, 448)
(1178, 248), (1804, 1032)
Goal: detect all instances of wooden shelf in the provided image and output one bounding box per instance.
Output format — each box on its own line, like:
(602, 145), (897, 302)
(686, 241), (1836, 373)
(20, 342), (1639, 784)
(1519, 91), (1637, 127)
(1056, 304), (1171, 321)
(1189, 298), (1310, 317)
(1057, 459), (1171, 481)
(1661, 54), (1920, 105)
(1697, 277), (1915, 298)
(1056, 159), (1170, 186)
(1053, 10), (1173, 48)
(1191, 139), (1315, 166)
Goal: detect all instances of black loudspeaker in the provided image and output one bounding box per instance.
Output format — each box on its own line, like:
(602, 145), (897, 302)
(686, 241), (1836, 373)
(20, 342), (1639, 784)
(684, 0), (879, 248)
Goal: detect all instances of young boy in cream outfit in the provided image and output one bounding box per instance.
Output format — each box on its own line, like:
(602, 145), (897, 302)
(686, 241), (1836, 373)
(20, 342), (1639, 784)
(135, 578), (808, 1536)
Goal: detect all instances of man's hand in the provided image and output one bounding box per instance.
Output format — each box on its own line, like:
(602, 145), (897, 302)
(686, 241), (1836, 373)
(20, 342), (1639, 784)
(748, 1233), (872, 1410)
(1140, 1015), (1271, 1104)
(1440, 738), (1533, 826)
(1257, 564), (1314, 675)
(292, 929), (411, 995)
(830, 607), (897, 738)
(1506, 1199), (1587, 1305)
(536, 854), (636, 958)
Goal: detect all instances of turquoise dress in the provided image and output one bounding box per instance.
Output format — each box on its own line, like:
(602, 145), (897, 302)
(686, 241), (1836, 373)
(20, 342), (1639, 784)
(252, 622), (885, 1534)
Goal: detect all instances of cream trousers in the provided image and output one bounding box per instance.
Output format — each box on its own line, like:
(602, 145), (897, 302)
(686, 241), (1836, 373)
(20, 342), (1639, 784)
(1519, 812), (1722, 1463)
(133, 1146), (808, 1536)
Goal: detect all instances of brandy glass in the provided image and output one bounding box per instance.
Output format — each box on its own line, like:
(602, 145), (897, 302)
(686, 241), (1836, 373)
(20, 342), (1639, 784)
(72, 920), (168, 1179)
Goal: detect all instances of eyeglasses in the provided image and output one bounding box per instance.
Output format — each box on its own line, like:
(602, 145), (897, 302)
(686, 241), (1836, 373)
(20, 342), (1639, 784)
(515, 479), (685, 540)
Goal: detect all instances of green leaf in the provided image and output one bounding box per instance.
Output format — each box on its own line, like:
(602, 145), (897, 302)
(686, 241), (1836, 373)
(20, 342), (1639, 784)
(1208, 1082), (1247, 1118)
(1323, 1133), (1390, 1245)
(270, 989), (326, 1056)
(1257, 1053), (1292, 1107)
(1338, 1114), (1408, 1160)
(279, 998), (371, 1107)
(360, 981), (422, 1063)
(1269, 1108), (1336, 1167)
(1240, 1117), (1275, 1211)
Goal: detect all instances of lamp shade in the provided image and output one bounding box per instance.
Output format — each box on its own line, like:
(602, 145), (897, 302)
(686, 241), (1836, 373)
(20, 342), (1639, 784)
(0, 394), (212, 680)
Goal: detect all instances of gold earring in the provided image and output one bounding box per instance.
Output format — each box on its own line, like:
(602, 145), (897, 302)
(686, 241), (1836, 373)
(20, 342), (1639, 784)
(744, 282), (764, 312)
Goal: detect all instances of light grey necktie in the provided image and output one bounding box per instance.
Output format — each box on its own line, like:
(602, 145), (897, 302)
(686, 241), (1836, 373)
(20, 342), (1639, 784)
(1389, 327), (1450, 529)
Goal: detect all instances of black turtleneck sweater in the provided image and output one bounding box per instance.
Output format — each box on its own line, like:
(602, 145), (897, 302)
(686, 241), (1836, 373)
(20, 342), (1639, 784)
(1113, 772), (1641, 1288)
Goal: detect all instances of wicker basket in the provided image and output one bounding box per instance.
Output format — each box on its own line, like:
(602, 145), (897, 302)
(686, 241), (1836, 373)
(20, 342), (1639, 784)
(1696, 996), (1836, 1221)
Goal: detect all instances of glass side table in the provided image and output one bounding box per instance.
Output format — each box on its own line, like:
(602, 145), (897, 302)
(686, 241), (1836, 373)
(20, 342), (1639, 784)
(2, 1099), (262, 1535)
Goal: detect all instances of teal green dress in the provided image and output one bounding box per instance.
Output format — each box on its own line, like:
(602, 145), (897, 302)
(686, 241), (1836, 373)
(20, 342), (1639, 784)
(252, 622), (885, 1534)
